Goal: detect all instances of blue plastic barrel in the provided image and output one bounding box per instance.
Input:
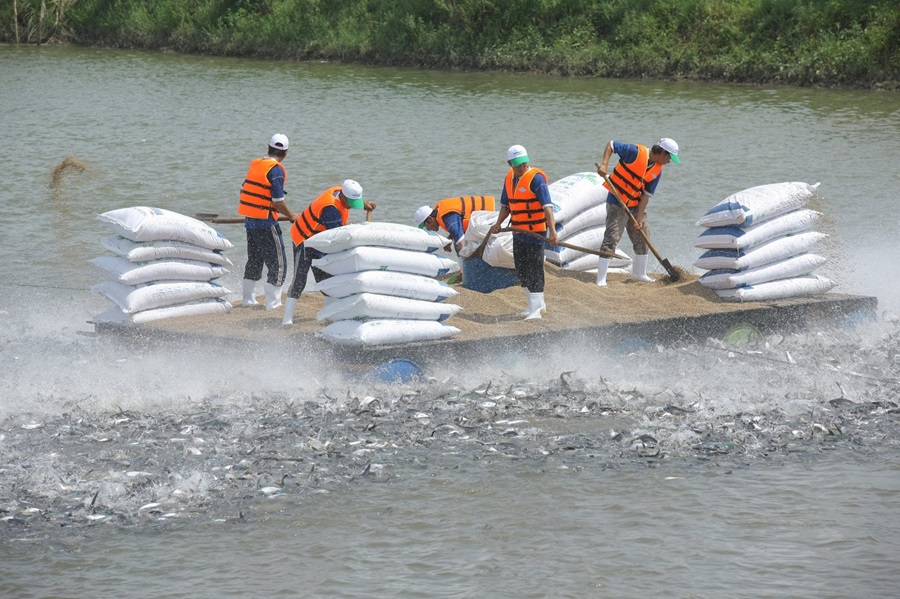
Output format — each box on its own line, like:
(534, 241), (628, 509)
(369, 358), (424, 384)
(461, 257), (519, 293)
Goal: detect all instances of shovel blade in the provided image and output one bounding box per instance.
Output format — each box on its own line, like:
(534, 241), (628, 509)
(661, 258), (681, 282)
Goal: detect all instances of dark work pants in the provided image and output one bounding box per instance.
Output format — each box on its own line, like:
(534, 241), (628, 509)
(243, 224), (288, 286)
(512, 236), (545, 293)
(287, 243), (331, 299)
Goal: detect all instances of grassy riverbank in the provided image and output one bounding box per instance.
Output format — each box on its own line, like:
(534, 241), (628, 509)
(3, 0), (898, 89)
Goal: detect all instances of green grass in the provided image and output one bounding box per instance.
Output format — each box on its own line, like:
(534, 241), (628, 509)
(3, 0), (897, 89)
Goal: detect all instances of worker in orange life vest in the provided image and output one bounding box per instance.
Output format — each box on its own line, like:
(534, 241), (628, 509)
(594, 138), (680, 286)
(414, 196), (496, 254)
(282, 180), (376, 325)
(238, 133), (297, 310)
(489, 145), (557, 320)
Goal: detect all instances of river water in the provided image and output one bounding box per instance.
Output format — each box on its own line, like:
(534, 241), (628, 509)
(2, 45), (900, 598)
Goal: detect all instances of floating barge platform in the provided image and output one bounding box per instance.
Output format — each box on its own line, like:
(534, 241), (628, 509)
(91, 265), (878, 370)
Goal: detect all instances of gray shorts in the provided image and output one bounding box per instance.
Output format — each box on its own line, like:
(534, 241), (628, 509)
(600, 202), (649, 255)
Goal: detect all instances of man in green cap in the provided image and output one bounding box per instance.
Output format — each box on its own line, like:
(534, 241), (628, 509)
(283, 180), (376, 325)
(594, 138), (680, 286)
(490, 144), (557, 320)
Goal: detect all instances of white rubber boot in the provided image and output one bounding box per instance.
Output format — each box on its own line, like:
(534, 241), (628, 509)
(282, 297), (298, 326)
(595, 257), (610, 287)
(241, 279), (259, 306)
(524, 292), (545, 320)
(264, 282), (283, 311)
(519, 287), (546, 316)
(631, 253), (652, 282)
(518, 287), (530, 316)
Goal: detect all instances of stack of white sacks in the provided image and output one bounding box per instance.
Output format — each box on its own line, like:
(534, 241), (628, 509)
(304, 222), (463, 347)
(459, 172), (631, 275)
(542, 172), (631, 274)
(694, 182), (835, 301)
(91, 207), (233, 325)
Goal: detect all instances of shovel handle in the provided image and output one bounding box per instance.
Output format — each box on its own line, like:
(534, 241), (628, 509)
(195, 213), (246, 224)
(503, 226), (622, 260)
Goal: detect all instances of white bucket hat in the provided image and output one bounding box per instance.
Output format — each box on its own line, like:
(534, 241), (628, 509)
(342, 179), (364, 209)
(507, 144), (529, 167)
(414, 205), (433, 227)
(658, 138), (680, 163)
(269, 133), (289, 151)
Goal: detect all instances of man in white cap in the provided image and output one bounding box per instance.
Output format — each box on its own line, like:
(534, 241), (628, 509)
(594, 138), (680, 286)
(413, 196), (496, 253)
(282, 180), (376, 325)
(238, 133), (297, 310)
(489, 144), (558, 320)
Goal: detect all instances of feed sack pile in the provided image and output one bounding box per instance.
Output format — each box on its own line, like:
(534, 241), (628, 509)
(90, 207), (233, 325)
(306, 222), (462, 347)
(694, 182), (835, 302)
(543, 172), (631, 274)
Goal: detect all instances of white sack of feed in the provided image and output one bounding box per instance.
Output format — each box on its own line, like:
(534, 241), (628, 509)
(101, 236), (233, 267)
(562, 248), (633, 271)
(305, 222), (444, 254)
(694, 231), (826, 271)
(98, 207), (233, 251)
(90, 255), (228, 286)
(694, 209), (821, 250)
(548, 172), (607, 223)
(481, 232), (515, 269)
(312, 246), (459, 277)
(555, 203), (607, 239)
(699, 253), (828, 290)
(316, 292), (462, 323)
(545, 226), (606, 265)
(696, 182), (820, 228)
(315, 270), (458, 301)
(458, 210), (501, 257)
(92, 280), (230, 314)
(316, 319), (460, 347)
(714, 274), (835, 302)
(455, 210), (515, 268)
(91, 298), (232, 326)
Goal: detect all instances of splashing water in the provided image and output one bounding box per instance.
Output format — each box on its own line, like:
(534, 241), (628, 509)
(2, 291), (898, 538)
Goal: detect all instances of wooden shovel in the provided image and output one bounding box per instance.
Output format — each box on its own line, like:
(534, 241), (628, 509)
(197, 209), (371, 224)
(194, 213), (245, 224)
(504, 226), (623, 260)
(597, 169), (682, 282)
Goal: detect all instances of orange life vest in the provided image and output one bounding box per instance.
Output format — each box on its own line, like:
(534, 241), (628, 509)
(604, 144), (661, 209)
(434, 196), (496, 233)
(239, 157), (287, 220)
(504, 167), (548, 233)
(290, 186), (350, 245)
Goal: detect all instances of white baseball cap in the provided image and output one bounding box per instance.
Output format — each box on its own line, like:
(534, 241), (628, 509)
(269, 133), (289, 151)
(658, 138), (680, 163)
(342, 179), (364, 209)
(507, 144), (529, 167)
(414, 205), (433, 227)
